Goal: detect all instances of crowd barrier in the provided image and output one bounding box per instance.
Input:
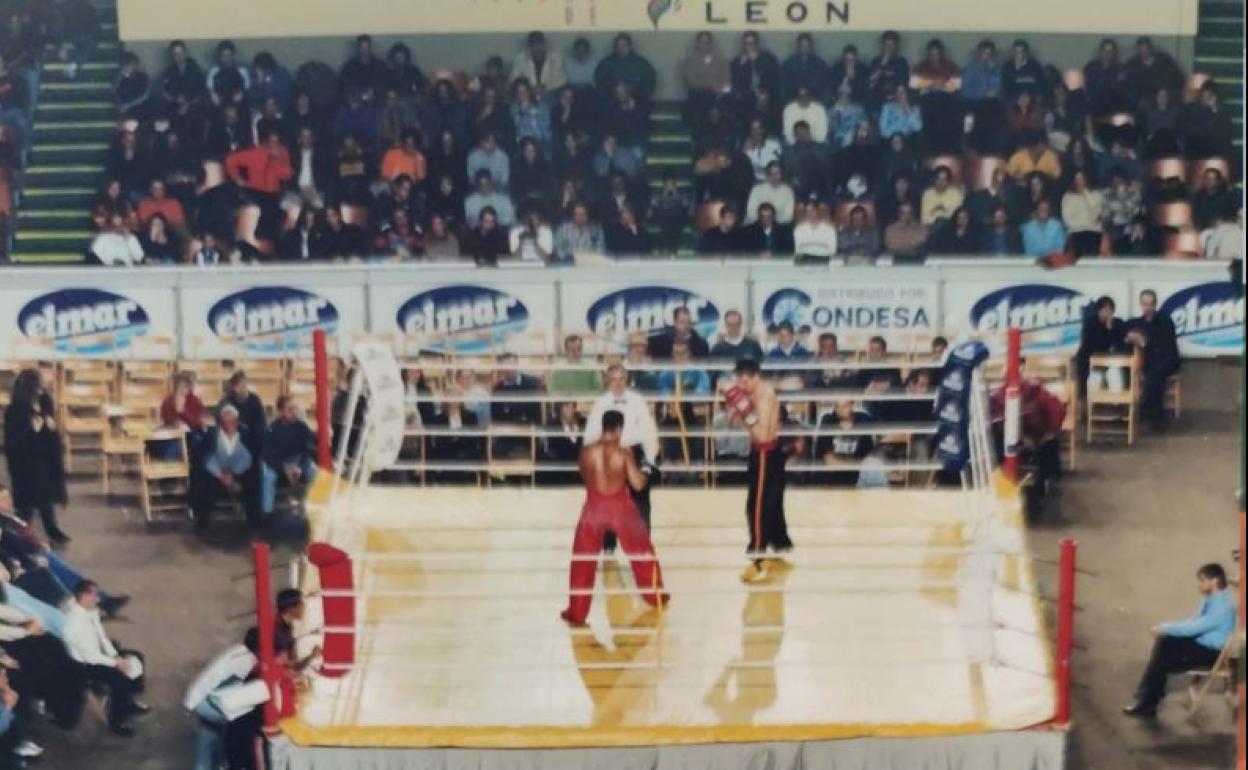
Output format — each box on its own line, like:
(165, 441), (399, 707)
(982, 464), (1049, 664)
(0, 258), (1239, 361)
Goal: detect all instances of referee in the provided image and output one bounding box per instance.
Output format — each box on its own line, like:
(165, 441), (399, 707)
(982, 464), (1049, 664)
(583, 363), (660, 551)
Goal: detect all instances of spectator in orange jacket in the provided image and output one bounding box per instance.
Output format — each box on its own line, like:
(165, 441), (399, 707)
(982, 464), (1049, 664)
(225, 131), (293, 246)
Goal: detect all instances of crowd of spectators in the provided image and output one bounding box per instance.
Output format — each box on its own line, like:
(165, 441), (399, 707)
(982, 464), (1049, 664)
(60, 29), (1241, 266)
(376, 309), (949, 487)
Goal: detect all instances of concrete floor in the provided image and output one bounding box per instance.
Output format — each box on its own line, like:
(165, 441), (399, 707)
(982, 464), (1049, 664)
(4, 359), (1240, 770)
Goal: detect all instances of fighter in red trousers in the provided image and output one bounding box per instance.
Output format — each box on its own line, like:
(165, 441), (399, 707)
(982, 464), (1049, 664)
(723, 358), (792, 583)
(561, 410), (668, 626)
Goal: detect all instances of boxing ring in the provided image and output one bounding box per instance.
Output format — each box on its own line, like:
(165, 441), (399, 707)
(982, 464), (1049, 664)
(263, 332), (1072, 770)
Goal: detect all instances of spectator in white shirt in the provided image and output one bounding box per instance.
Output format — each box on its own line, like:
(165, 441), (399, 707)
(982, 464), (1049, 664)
(742, 117), (783, 182)
(745, 162), (796, 224)
(62, 580), (147, 735)
(184, 628), (260, 770)
(89, 213), (145, 266)
(509, 209), (554, 263)
(793, 201), (839, 261)
(782, 86), (828, 145)
(1061, 169), (1105, 257)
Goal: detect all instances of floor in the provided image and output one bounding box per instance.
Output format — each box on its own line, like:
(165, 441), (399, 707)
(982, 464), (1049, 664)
(292, 487), (1051, 746)
(4, 359), (1240, 769)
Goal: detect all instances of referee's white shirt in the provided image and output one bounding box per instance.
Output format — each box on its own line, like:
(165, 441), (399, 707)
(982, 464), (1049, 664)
(583, 389), (659, 464)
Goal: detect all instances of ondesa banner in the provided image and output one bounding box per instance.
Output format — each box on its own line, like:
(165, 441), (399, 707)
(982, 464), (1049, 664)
(183, 284), (365, 358)
(1155, 280), (1244, 356)
(944, 280), (1126, 353)
(566, 280), (746, 348)
(752, 278), (936, 349)
(370, 280), (556, 354)
(2, 287), (176, 358)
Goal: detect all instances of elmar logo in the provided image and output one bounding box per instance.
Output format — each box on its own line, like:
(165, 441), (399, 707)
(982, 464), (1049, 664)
(647, 0), (676, 27)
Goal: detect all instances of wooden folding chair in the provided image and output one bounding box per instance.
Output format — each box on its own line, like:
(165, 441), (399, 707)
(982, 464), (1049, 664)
(1166, 375), (1181, 418)
(139, 428), (191, 522)
(1186, 633), (1241, 717)
(102, 405), (153, 495)
(60, 381), (112, 473)
(1086, 353), (1140, 446)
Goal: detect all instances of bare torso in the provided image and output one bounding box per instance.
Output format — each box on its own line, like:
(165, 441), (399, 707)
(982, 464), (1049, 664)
(580, 441), (645, 495)
(747, 381), (781, 444)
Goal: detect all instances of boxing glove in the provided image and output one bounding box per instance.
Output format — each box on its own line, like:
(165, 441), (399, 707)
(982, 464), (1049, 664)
(641, 459), (662, 485)
(723, 385), (759, 427)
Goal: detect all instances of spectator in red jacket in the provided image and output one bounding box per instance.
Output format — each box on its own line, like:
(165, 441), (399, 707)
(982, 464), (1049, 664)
(991, 377), (1066, 499)
(225, 131), (292, 246)
(156, 371), (206, 460)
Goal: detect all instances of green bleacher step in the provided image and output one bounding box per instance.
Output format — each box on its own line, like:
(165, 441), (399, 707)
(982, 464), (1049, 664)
(39, 81), (115, 103)
(32, 121), (117, 143)
(647, 178), (693, 189)
(42, 61), (117, 83)
(1196, 38), (1244, 57)
(1198, 16), (1245, 35)
(17, 209), (95, 228)
(13, 231), (93, 253)
(30, 142), (110, 165)
(23, 166), (105, 188)
(18, 187), (97, 208)
(1200, 1), (1245, 17)
(10, 252), (88, 265)
(34, 102), (116, 122)
(1194, 56), (1243, 78)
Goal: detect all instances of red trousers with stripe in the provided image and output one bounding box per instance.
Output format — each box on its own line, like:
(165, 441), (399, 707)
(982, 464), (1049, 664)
(563, 488), (665, 624)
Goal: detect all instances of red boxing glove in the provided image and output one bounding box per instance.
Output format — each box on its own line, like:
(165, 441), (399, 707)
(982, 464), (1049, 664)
(723, 385), (759, 427)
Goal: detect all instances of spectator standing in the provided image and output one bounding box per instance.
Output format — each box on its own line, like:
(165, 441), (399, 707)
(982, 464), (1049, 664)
(340, 34), (389, 102)
(510, 31), (566, 97)
(730, 31), (781, 112)
(1126, 289), (1180, 431)
(3, 370), (70, 543)
(781, 33), (828, 102)
(565, 38), (598, 90)
(1021, 199), (1067, 257)
(224, 132), (293, 243)
(159, 40), (208, 129)
(1121, 36), (1183, 110)
(829, 45), (869, 105)
(206, 40), (249, 107)
(1124, 564), (1235, 718)
(1002, 39), (1045, 100)
(1182, 81), (1236, 160)
(594, 34), (657, 102)
(1083, 38), (1125, 114)
(684, 31), (730, 119)
(114, 52), (151, 118)
(867, 31), (909, 108)
(50, 0), (99, 80)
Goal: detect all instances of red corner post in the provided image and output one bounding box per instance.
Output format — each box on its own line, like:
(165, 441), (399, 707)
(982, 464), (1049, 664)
(1054, 537), (1077, 726)
(312, 329), (332, 471)
(1003, 326), (1023, 484)
(252, 542), (280, 731)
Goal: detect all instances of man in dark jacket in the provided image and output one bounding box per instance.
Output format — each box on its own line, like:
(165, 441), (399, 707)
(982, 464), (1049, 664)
(740, 203), (795, 256)
(260, 397), (316, 515)
(1128, 289), (1181, 431)
(491, 354), (544, 459)
(648, 306), (711, 360)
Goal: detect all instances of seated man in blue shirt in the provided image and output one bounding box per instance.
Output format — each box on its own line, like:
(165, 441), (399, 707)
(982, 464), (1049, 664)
(261, 397), (317, 516)
(1123, 563), (1236, 717)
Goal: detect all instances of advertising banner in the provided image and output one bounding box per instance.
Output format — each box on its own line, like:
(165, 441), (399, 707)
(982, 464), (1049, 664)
(369, 277), (557, 354)
(181, 283), (367, 359)
(1148, 280), (1244, 357)
(752, 278), (938, 352)
(120, 0), (1197, 39)
(0, 285), (177, 359)
(943, 278), (1129, 355)
(561, 276), (749, 350)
